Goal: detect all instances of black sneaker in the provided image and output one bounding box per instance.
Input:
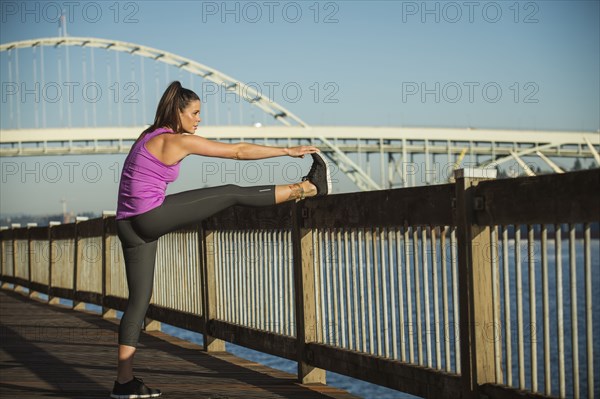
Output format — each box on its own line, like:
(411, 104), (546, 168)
(302, 152), (331, 196)
(110, 377), (161, 398)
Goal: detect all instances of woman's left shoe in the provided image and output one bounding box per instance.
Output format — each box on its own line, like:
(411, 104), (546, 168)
(110, 376), (162, 398)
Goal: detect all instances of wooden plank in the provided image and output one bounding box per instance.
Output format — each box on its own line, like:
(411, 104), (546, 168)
(104, 216), (117, 235)
(12, 228), (29, 240)
(210, 319), (297, 360)
(455, 175), (476, 398)
(0, 289), (360, 399)
(50, 224), (76, 240)
(74, 290), (102, 306)
(201, 229), (224, 351)
(481, 383), (555, 399)
(308, 342), (462, 399)
(72, 222), (80, 308)
(474, 169), (600, 225)
(76, 218), (103, 238)
(50, 287), (75, 301)
(146, 304), (205, 335)
(28, 226), (50, 240)
(455, 173), (502, 398)
(203, 202), (294, 231)
(470, 225), (500, 384)
(0, 229), (15, 240)
(28, 281), (49, 295)
(103, 294), (128, 312)
(292, 203), (326, 384)
(0, 275), (28, 287)
(302, 184), (455, 229)
(101, 215), (111, 317)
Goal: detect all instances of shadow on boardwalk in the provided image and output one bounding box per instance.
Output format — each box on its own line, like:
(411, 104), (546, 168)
(0, 290), (359, 399)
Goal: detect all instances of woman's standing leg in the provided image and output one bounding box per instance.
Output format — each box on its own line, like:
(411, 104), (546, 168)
(116, 220), (159, 384)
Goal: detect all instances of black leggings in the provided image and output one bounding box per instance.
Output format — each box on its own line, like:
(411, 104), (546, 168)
(116, 184), (276, 347)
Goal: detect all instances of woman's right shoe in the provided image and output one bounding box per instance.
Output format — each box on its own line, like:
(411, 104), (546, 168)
(110, 376), (162, 398)
(302, 152), (332, 196)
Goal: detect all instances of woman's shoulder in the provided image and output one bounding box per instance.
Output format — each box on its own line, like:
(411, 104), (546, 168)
(144, 132), (191, 165)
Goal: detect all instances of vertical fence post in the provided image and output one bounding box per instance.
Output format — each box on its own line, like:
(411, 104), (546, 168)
(12, 224), (28, 295)
(202, 226), (225, 351)
(102, 212), (117, 319)
(0, 228), (5, 288)
(3, 227), (13, 291)
(142, 222), (160, 333)
(0, 228), (16, 290)
(292, 203), (326, 384)
(27, 223), (42, 301)
(27, 225), (33, 297)
(72, 218), (86, 311)
(6, 227), (16, 290)
(48, 222), (61, 305)
(43, 225), (51, 297)
(455, 167), (500, 398)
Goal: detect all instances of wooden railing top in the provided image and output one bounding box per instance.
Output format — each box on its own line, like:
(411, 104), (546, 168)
(474, 168), (600, 225)
(2, 169), (599, 240)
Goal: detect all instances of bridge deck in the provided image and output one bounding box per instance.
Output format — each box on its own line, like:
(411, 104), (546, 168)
(0, 290), (359, 399)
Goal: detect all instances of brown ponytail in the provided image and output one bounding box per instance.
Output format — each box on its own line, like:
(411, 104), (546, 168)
(137, 81), (200, 140)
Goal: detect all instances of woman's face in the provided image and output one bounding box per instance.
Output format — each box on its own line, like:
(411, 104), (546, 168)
(179, 100), (201, 133)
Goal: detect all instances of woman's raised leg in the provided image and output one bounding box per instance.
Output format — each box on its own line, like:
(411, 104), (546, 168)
(132, 180), (317, 241)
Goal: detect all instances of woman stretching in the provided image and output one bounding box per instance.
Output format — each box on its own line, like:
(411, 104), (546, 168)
(110, 81), (330, 398)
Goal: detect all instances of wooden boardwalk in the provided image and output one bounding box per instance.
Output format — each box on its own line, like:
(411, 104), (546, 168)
(0, 290), (360, 399)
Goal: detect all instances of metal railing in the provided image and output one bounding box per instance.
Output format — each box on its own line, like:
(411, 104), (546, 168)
(1, 168), (598, 399)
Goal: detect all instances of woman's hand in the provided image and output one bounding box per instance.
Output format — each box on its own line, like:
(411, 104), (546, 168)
(287, 145), (320, 158)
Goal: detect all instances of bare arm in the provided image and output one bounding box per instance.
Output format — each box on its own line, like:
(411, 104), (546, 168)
(174, 135), (319, 160)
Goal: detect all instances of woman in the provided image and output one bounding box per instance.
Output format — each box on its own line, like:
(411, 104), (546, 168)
(110, 81), (330, 398)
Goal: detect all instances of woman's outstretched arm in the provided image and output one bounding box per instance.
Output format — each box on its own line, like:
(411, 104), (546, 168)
(173, 134), (319, 161)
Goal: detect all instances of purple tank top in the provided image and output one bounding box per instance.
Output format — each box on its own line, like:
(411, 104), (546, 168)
(116, 128), (181, 220)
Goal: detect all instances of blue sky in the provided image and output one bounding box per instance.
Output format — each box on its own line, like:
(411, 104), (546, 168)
(1, 0), (599, 216)
(2, 0), (599, 130)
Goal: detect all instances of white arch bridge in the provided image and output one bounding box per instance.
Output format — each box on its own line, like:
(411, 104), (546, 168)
(1, 37), (599, 190)
(3, 126), (599, 189)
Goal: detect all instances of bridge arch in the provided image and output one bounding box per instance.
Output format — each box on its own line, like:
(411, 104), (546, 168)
(0, 36), (308, 127)
(0, 37), (380, 190)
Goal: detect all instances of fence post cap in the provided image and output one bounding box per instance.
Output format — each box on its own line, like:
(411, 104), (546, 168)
(102, 210), (116, 217)
(75, 216), (89, 222)
(454, 167), (497, 180)
(26, 223), (38, 227)
(49, 221), (62, 227)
